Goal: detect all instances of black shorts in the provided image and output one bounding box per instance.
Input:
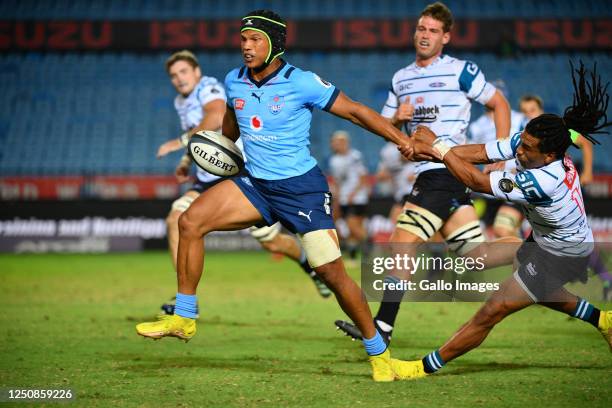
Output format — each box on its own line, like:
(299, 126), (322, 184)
(404, 169), (472, 221)
(340, 204), (368, 217)
(190, 178), (225, 194)
(515, 235), (589, 302)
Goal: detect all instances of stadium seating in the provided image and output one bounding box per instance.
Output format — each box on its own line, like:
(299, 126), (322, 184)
(1, 51), (610, 175)
(0, 0), (609, 19)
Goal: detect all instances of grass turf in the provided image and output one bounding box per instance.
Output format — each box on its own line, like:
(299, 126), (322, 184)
(0, 251), (610, 407)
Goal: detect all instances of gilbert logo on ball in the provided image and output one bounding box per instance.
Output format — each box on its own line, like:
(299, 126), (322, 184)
(188, 131), (245, 177)
(250, 115), (263, 131)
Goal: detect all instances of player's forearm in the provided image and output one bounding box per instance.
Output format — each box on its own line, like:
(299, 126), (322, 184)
(449, 144), (491, 164)
(442, 151), (492, 194)
(351, 103), (408, 146)
(193, 112), (224, 134)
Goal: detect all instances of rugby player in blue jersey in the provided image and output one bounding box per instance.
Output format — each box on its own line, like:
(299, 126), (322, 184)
(136, 10), (435, 381)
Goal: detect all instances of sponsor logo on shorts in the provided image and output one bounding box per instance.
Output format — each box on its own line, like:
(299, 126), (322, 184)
(234, 98), (245, 110)
(526, 262), (537, 276)
(250, 115), (263, 131)
(429, 82), (446, 88)
(298, 210), (313, 222)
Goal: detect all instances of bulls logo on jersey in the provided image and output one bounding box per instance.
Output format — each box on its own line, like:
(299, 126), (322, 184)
(250, 115), (263, 131)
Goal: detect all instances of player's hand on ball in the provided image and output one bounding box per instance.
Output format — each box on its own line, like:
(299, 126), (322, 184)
(157, 138), (184, 158)
(393, 96), (415, 124)
(175, 163), (190, 184)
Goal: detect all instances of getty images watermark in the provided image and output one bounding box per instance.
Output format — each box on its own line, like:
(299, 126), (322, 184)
(360, 242), (602, 302)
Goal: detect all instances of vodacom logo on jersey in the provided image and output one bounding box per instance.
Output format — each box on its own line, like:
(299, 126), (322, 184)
(250, 115), (263, 131)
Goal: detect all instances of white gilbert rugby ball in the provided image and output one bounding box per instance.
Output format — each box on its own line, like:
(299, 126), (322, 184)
(188, 130), (244, 177)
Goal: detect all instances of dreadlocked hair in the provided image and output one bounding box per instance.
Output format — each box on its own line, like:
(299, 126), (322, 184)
(525, 60), (611, 159)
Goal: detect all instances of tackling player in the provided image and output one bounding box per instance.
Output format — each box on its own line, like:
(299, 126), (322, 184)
(136, 10), (437, 382)
(157, 50), (330, 313)
(391, 61), (612, 379)
(336, 1), (513, 343)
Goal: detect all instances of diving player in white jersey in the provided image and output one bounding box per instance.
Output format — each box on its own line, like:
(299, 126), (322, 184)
(136, 10), (438, 382)
(391, 61), (612, 379)
(336, 1), (514, 344)
(328, 131), (370, 264)
(156, 50), (331, 314)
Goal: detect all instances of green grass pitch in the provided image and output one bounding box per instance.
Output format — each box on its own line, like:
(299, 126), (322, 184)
(0, 251), (610, 407)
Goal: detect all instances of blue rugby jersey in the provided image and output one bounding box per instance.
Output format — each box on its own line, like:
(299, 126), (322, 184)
(224, 60), (339, 180)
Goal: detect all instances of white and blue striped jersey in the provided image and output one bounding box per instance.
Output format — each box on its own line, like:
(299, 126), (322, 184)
(381, 54), (497, 175)
(329, 148), (369, 206)
(174, 75), (237, 183)
(468, 110), (526, 144)
(486, 132), (594, 257)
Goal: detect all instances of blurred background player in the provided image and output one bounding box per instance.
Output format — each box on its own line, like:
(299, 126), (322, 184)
(376, 141), (417, 224)
(328, 130), (370, 266)
(393, 62), (612, 379)
(468, 79), (525, 238)
(336, 1), (512, 343)
(157, 50), (330, 311)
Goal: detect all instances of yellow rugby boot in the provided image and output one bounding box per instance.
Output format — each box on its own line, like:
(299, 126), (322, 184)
(368, 349), (394, 382)
(599, 310), (612, 352)
(390, 359), (428, 380)
(136, 314), (196, 342)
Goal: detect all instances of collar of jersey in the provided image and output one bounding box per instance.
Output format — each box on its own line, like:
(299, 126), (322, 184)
(246, 59), (287, 88)
(411, 54), (446, 71)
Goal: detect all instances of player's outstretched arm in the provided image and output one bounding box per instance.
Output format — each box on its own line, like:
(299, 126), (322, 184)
(328, 92), (413, 152)
(221, 107), (240, 142)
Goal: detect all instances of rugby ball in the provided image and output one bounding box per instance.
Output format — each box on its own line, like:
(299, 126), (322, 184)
(188, 130), (244, 177)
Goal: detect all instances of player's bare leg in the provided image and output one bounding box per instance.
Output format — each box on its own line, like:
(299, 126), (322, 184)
(346, 214), (367, 264)
(444, 206), (522, 268)
(176, 180), (263, 294)
(315, 257), (377, 339)
(166, 190), (200, 269)
(492, 204), (523, 238)
(259, 232), (332, 297)
(540, 287), (612, 352)
(439, 276), (533, 362)
(136, 180), (262, 341)
(160, 190), (201, 315)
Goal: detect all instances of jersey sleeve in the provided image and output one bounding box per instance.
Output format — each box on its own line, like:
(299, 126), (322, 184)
(458, 61), (496, 105)
(196, 79), (227, 107)
(489, 169), (554, 206)
(485, 131), (521, 161)
(381, 81), (398, 118)
(298, 71), (340, 111)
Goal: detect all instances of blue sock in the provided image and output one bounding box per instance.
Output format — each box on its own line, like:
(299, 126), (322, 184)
(363, 331), (387, 356)
(571, 298), (600, 328)
(174, 293), (198, 319)
(422, 350), (445, 374)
